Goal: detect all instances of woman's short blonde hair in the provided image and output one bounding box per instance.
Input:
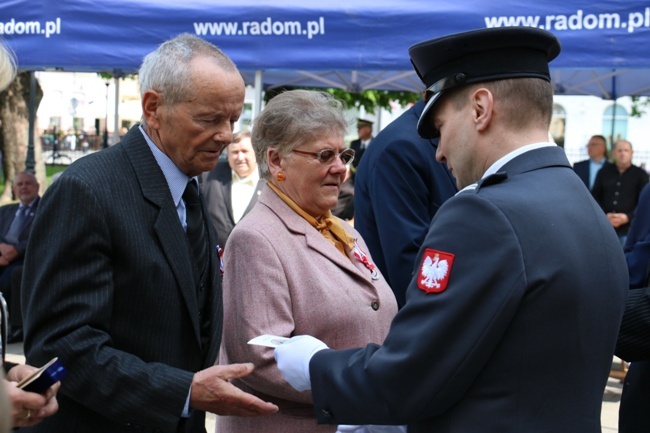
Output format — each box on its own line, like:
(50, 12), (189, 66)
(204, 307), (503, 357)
(252, 90), (349, 179)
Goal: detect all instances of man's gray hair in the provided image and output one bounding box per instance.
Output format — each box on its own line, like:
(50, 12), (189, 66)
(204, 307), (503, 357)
(138, 33), (238, 106)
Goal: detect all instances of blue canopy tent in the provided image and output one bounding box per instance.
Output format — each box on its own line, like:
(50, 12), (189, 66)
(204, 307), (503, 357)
(1, 0), (649, 94)
(1, 0), (649, 145)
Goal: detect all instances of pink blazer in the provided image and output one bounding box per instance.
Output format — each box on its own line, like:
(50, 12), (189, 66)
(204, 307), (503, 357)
(218, 185), (398, 433)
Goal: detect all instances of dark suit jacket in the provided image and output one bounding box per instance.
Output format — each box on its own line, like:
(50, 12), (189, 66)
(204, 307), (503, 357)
(572, 159), (611, 190)
(201, 162), (264, 248)
(349, 138), (370, 171)
(310, 146), (628, 432)
(616, 183), (650, 432)
(21, 126), (222, 433)
(0, 196), (40, 258)
(354, 99), (457, 307)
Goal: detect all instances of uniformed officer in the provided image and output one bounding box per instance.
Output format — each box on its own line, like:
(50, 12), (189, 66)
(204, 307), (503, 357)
(274, 27), (629, 432)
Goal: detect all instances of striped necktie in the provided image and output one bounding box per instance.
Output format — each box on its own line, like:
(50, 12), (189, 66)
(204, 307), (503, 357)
(183, 181), (208, 292)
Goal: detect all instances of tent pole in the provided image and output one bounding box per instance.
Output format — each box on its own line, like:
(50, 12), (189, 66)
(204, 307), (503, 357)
(610, 74), (617, 147)
(113, 77), (120, 144)
(253, 71), (263, 122)
(26, 71), (36, 174)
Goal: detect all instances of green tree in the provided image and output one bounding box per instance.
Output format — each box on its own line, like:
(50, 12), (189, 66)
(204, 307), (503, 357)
(264, 87), (421, 113)
(630, 96), (650, 118)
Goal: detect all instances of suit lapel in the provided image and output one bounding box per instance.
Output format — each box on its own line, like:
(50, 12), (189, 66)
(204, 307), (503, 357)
(216, 165), (235, 223)
(122, 128), (202, 343)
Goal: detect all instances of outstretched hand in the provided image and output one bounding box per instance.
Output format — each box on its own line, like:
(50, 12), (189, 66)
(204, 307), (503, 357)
(274, 335), (328, 391)
(190, 363), (278, 416)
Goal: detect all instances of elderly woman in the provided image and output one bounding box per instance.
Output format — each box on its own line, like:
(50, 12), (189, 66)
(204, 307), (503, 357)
(217, 90), (398, 433)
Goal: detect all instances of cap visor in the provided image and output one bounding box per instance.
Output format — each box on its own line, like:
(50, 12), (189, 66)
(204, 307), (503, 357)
(417, 92), (443, 139)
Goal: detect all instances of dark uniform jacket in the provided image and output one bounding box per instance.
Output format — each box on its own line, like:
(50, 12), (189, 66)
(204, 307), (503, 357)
(354, 100), (457, 307)
(309, 146), (628, 432)
(616, 183), (650, 433)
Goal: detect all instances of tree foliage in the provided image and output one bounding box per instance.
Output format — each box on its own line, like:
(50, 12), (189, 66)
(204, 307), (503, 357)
(630, 96), (650, 118)
(264, 87), (421, 113)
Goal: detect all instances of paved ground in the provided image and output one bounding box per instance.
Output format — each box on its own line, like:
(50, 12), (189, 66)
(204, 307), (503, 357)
(6, 343), (623, 432)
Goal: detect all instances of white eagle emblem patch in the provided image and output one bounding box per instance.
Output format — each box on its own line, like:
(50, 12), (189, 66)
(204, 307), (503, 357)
(418, 249), (454, 293)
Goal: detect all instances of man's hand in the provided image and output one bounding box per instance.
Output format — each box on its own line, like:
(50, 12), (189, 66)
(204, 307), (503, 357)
(607, 212), (629, 228)
(190, 363), (278, 416)
(274, 335), (328, 391)
(0, 243), (18, 263)
(5, 364), (60, 428)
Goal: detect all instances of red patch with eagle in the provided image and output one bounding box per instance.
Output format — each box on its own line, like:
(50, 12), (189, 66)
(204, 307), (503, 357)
(418, 249), (454, 294)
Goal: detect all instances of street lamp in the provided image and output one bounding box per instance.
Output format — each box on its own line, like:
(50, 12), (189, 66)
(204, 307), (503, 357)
(102, 81), (109, 149)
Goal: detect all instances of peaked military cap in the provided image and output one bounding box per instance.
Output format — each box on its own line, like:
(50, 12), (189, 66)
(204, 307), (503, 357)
(409, 27), (561, 138)
(356, 118), (374, 128)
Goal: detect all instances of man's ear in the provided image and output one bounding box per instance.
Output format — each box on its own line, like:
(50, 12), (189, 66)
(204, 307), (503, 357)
(142, 90), (162, 130)
(471, 88), (494, 133)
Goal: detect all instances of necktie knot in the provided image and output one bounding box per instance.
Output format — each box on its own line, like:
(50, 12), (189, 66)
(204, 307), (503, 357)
(183, 180), (200, 207)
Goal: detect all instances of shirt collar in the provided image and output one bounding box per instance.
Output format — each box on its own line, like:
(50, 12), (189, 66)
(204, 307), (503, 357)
(232, 169), (260, 186)
(457, 142), (556, 195)
(483, 142), (556, 179)
(139, 125), (193, 207)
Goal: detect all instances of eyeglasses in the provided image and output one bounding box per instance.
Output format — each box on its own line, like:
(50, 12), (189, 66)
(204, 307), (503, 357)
(291, 148), (356, 166)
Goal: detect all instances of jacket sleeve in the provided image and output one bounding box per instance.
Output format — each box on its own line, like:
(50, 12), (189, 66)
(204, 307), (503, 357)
(21, 175), (194, 433)
(361, 137), (455, 307)
(310, 193), (526, 424)
(616, 287), (650, 362)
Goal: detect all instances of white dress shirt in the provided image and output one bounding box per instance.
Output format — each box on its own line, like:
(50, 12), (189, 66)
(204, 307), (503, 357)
(231, 169), (260, 223)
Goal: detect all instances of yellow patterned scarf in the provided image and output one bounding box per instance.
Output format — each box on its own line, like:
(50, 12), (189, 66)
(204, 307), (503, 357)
(268, 182), (354, 257)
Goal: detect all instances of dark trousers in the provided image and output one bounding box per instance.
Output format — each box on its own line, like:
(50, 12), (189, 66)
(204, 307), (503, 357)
(0, 262), (23, 328)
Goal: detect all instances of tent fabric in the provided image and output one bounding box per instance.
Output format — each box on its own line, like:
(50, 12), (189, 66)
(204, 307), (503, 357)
(1, 0), (650, 98)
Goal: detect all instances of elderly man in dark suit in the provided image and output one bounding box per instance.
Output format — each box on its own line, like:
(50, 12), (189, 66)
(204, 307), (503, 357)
(0, 171), (39, 342)
(276, 27), (628, 432)
(202, 131), (264, 248)
(20, 34), (277, 433)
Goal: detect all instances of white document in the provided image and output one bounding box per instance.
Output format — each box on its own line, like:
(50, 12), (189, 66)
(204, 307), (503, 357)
(247, 334), (290, 348)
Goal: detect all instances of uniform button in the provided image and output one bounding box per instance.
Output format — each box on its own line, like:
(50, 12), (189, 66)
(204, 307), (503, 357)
(371, 301), (379, 311)
(616, 182), (621, 186)
(613, 201), (618, 205)
(615, 191), (619, 196)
